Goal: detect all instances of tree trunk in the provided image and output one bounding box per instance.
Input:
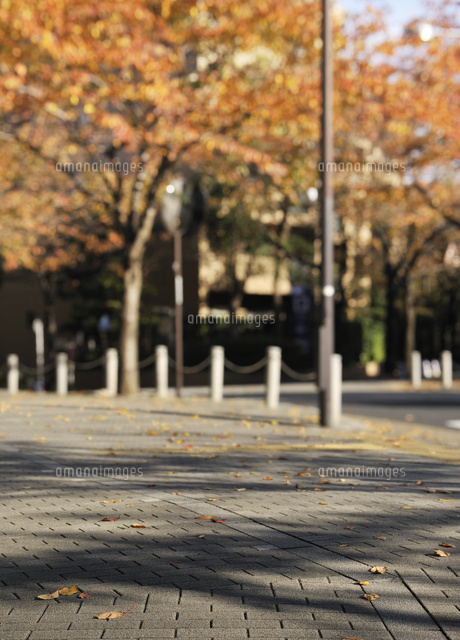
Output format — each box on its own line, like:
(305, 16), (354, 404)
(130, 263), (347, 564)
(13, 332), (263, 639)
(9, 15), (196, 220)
(38, 272), (58, 361)
(405, 276), (416, 377)
(384, 264), (398, 375)
(119, 206), (157, 395)
(120, 258), (143, 394)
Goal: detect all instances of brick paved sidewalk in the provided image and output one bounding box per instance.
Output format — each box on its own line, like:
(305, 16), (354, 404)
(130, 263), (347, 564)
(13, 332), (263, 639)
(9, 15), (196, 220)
(0, 391), (459, 640)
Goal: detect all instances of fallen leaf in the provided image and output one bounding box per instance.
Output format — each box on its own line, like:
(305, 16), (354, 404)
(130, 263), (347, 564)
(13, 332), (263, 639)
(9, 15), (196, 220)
(264, 476), (273, 480)
(363, 593), (379, 601)
(416, 480), (423, 485)
(340, 544), (349, 547)
(36, 588), (62, 600)
(195, 515), (217, 520)
(78, 592), (89, 599)
(318, 502), (328, 505)
(434, 549), (451, 557)
(131, 524), (146, 528)
(101, 499), (123, 504)
(94, 605), (135, 620)
(197, 535), (205, 539)
(58, 585), (79, 596)
(440, 543), (455, 548)
(212, 518), (226, 523)
(402, 506), (414, 509)
(370, 566), (387, 574)
(234, 487), (246, 491)
(314, 488), (326, 492)
(357, 581), (369, 585)
(344, 526), (355, 530)
(425, 488), (437, 493)
(100, 516), (120, 522)
(439, 499), (454, 502)
(374, 537), (387, 540)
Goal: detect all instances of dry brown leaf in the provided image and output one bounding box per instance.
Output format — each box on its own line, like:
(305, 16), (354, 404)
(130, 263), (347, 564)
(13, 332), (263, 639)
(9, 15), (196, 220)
(440, 543), (455, 548)
(78, 592), (89, 599)
(425, 488), (437, 493)
(94, 605), (134, 620)
(100, 516), (120, 522)
(416, 480), (423, 485)
(340, 544), (349, 547)
(434, 549), (451, 557)
(374, 537), (387, 540)
(344, 526), (355, 530)
(131, 524), (146, 528)
(357, 581), (369, 585)
(195, 515), (217, 520)
(264, 476), (273, 480)
(370, 566), (387, 574)
(212, 518), (226, 523)
(318, 501), (328, 505)
(363, 593), (379, 601)
(36, 588), (62, 600)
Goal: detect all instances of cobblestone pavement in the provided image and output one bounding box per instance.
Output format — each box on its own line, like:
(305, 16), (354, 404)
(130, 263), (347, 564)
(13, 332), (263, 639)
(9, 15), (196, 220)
(0, 391), (459, 640)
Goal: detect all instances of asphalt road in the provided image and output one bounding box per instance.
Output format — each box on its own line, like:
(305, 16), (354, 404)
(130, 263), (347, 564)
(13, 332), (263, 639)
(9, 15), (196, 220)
(210, 382), (460, 430)
(287, 389), (460, 429)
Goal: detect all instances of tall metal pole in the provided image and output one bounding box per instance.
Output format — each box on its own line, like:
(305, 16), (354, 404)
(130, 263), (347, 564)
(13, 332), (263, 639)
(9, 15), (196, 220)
(319, 0), (335, 426)
(173, 229), (184, 397)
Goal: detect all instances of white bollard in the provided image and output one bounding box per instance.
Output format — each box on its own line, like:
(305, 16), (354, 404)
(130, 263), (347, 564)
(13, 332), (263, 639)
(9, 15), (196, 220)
(266, 346), (281, 409)
(106, 348), (118, 397)
(7, 354), (19, 394)
(441, 350), (453, 390)
(56, 352), (68, 396)
(411, 351), (422, 389)
(210, 346), (224, 402)
(331, 353), (342, 428)
(156, 345), (169, 397)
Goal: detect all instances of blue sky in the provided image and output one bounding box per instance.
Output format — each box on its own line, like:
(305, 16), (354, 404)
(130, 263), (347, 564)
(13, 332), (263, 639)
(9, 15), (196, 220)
(340, 0), (435, 32)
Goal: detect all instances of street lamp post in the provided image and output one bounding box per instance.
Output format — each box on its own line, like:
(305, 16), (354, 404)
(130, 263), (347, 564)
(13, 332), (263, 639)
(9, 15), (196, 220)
(173, 228), (184, 397)
(318, 0), (335, 427)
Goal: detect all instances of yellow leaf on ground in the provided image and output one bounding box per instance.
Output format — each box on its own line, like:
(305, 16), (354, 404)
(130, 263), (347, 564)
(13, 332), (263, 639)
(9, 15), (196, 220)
(402, 506), (414, 509)
(363, 593), (379, 601)
(36, 588), (61, 600)
(440, 543), (455, 548)
(434, 549), (451, 557)
(94, 605), (134, 620)
(101, 499), (123, 504)
(59, 585), (79, 596)
(357, 581), (369, 585)
(131, 524), (146, 528)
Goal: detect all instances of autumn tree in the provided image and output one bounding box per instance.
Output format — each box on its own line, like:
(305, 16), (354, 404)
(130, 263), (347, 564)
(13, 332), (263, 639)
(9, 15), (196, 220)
(0, 0), (334, 393)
